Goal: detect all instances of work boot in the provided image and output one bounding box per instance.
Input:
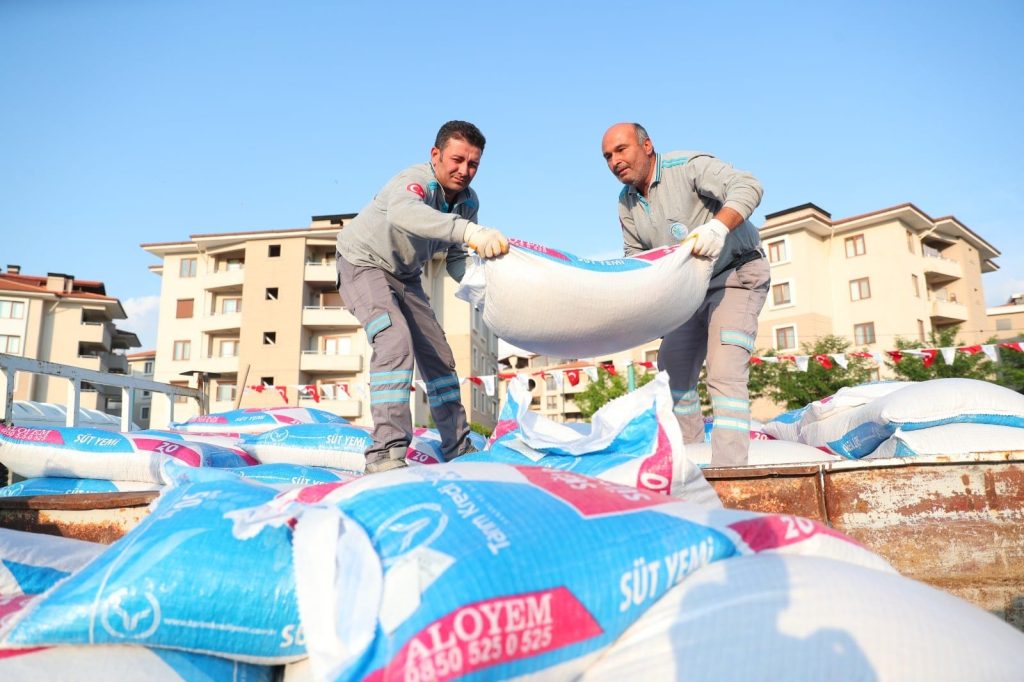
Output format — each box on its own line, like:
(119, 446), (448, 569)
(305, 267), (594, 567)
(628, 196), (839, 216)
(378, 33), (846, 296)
(445, 440), (478, 463)
(365, 445), (409, 474)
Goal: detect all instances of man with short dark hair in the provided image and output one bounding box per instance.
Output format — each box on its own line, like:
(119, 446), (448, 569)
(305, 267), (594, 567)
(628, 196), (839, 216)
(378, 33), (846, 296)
(337, 120), (507, 473)
(601, 122), (769, 467)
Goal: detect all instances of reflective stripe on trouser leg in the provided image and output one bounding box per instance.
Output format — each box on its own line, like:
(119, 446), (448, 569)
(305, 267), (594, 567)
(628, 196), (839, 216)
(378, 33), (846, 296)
(659, 300), (710, 445)
(705, 259), (769, 467)
(401, 276), (471, 459)
(336, 256), (414, 461)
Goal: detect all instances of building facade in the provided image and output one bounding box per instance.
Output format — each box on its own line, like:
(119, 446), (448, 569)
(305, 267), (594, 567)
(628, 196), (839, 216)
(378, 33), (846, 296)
(141, 216), (501, 430)
(756, 203), (999, 355)
(987, 293), (1024, 342)
(0, 265), (140, 411)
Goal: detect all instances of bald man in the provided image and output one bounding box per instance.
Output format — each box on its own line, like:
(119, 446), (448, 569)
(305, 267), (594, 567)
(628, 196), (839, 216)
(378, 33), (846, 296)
(602, 122), (769, 467)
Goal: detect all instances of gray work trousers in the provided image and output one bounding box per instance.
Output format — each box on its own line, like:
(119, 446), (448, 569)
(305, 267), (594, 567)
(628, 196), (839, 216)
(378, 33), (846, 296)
(659, 256), (769, 467)
(336, 256), (471, 463)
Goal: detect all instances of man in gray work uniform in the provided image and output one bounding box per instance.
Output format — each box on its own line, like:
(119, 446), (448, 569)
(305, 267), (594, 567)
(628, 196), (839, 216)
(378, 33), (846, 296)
(337, 120), (508, 473)
(601, 122), (770, 467)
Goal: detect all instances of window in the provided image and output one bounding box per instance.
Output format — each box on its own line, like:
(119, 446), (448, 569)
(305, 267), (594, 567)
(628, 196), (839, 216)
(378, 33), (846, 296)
(917, 319), (926, 342)
(216, 383), (237, 402)
(0, 300), (25, 319)
(142, 390), (151, 397)
(225, 258), (244, 271)
(175, 299), (194, 318)
(911, 274), (920, 297)
(845, 234), (866, 258)
(849, 278), (871, 301)
(545, 376), (557, 391)
(179, 258), (197, 277)
(221, 298), (242, 314)
(263, 332), (276, 345)
(0, 334), (21, 354)
(323, 336), (351, 355)
(854, 322), (876, 345)
(140, 406), (150, 420)
(266, 287), (279, 301)
(546, 396), (559, 410)
(772, 282), (792, 306)
(906, 230), (916, 253)
(766, 239), (787, 264)
(268, 244), (281, 257)
(173, 340), (191, 361)
(219, 339), (239, 357)
(143, 360), (154, 373)
(774, 326), (796, 350)
(997, 319), (1011, 331)
(260, 376), (274, 386)
(644, 349), (658, 365)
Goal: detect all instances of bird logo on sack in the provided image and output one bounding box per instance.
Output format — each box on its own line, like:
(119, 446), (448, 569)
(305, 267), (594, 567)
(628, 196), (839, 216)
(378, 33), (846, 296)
(374, 502), (448, 566)
(406, 183), (426, 199)
(100, 586), (162, 640)
(670, 223), (688, 240)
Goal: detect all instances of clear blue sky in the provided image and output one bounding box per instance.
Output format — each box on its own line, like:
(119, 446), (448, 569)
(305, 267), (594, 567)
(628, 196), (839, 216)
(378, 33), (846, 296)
(3, 0), (1022, 349)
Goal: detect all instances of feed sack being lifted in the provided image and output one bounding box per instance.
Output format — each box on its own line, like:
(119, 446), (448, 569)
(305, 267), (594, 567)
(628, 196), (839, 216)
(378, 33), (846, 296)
(457, 239), (713, 358)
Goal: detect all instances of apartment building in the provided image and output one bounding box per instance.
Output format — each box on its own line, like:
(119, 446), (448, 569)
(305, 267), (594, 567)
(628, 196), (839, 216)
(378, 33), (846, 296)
(141, 216), (501, 430)
(988, 293), (1024, 342)
(126, 350), (156, 428)
(0, 265), (140, 411)
(756, 203), (1000, 356)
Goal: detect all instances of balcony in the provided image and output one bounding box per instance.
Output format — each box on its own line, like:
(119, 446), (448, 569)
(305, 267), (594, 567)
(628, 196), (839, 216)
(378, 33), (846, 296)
(201, 311), (243, 332)
(102, 353), (129, 374)
(930, 298), (968, 324)
(302, 306), (361, 329)
(79, 321), (112, 350)
(304, 260), (337, 283)
(204, 268), (245, 292)
(922, 253), (962, 285)
(203, 355), (242, 374)
(299, 351), (363, 373)
(75, 354), (102, 371)
(300, 397), (362, 419)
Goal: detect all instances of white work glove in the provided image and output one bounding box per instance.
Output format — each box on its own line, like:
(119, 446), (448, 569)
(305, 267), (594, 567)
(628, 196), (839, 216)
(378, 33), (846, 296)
(687, 218), (729, 259)
(463, 223), (509, 259)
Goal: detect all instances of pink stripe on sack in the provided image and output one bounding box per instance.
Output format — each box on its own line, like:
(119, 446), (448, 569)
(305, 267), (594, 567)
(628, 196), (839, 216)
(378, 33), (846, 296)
(0, 425), (65, 445)
(132, 438), (202, 467)
(0, 596), (47, 660)
(728, 515), (860, 552)
(509, 238), (570, 261)
(630, 244), (681, 262)
(489, 419), (519, 444)
(635, 424), (674, 495)
(190, 415), (228, 424)
(516, 466), (670, 518)
(364, 586), (603, 682)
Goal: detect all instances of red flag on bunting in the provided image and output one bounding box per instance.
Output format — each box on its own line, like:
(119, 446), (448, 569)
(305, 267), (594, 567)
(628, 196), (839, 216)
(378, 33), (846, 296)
(814, 354), (833, 370)
(778, 355), (796, 363)
(886, 351), (903, 363)
(750, 356), (764, 365)
(301, 384), (320, 403)
(921, 349), (939, 367)
(275, 385), (288, 402)
(250, 384), (265, 393)
(600, 362), (617, 376)
(467, 376), (483, 386)
(999, 342), (1023, 353)
(958, 345), (983, 355)
(637, 361), (654, 369)
(565, 369), (581, 386)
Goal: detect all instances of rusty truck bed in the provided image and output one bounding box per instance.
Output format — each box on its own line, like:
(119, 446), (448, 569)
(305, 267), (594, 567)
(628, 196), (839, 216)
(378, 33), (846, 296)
(704, 451), (1024, 630)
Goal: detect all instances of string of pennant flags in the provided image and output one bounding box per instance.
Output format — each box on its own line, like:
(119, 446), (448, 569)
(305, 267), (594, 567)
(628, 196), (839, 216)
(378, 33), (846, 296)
(242, 342), (1023, 402)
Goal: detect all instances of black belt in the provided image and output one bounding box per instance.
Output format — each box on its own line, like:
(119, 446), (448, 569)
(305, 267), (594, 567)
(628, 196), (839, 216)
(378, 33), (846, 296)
(725, 247), (765, 272)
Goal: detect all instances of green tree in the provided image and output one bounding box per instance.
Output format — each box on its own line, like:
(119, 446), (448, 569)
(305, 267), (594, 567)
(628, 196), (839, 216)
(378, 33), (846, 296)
(469, 422), (493, 438)
(575, 366), (655, 419)
(886, 327), (995, 382)
(752, 335), (874, 410)
(994, 340), (1024, 393)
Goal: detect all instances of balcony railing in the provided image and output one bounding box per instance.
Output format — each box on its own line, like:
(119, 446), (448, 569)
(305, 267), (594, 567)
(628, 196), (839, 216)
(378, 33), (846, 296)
(299, 350), (362, 373)
(204, 268), (245, 291)
(201, 311), (243, 332)
(304, 261), (337, 283)
(80, 321), (113, 349)
(302, 306), (361, 329)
